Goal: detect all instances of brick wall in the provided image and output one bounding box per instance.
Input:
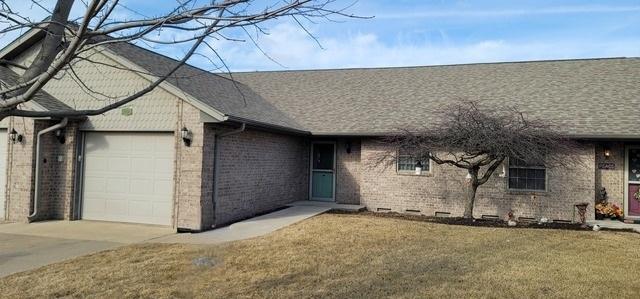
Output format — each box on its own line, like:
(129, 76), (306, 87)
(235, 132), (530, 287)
(359, 138), (596, 221)
(595, 142), (624, 208)
(174, 102), (215, 231)
(335, 138), (361, 204)
(5, 117), (37, 222)
(213, 127), (309, 226)
(36, 121), (78, 220)
(5, 118), (79, 222)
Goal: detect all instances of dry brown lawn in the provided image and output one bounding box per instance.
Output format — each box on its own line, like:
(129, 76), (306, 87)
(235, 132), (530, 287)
(1, 213), (640, 298)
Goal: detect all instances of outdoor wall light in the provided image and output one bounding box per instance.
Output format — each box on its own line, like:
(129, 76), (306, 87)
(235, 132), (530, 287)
(181, 127), (192, 147)
(9, 128), (23, 144)
(415, 161), (423, 175)
(498, 163), (507, 178)
(346, 140), (352, 154)
(603, 147), (611, 158)
(55, 129), (65, 144)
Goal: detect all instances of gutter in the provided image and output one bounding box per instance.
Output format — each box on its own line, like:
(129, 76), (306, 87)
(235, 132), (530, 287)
(29, 117), (68, 221)
(224, 115), (310, 136)
(211, 123), (246, 228)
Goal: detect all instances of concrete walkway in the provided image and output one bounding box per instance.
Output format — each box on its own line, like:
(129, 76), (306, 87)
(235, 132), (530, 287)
(155, 205), (330, 244)
(587, 219), (640, 233)
(0, 221), (173, 278)
(0, 202), (352, 276)
(287, 200), (365, 211)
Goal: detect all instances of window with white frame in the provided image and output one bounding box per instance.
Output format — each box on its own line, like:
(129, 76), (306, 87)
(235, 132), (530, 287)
(397, 150), (429, 173)
(508, 158), (546, 191)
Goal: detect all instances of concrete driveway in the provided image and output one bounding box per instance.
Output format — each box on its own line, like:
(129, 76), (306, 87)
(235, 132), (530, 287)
(0, 221), (174, 278)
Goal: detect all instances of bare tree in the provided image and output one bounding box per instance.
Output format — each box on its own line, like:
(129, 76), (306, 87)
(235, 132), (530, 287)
(0, 0), (359, 119)
(384, 100), (583, 219)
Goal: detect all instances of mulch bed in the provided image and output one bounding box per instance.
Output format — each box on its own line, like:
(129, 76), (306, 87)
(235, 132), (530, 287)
(329, 210), (594, 231)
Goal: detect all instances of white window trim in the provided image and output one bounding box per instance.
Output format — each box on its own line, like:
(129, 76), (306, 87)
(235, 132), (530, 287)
(506, 158), (548, 192)
(396, 151), (432, 175)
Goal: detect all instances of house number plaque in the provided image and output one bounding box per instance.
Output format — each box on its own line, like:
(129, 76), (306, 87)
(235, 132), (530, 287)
(598, 162), (615, 170)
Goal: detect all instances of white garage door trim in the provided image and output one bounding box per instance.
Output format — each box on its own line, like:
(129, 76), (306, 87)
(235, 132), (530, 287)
(0, 129), (6, 220)
(81, 131), (175, 225)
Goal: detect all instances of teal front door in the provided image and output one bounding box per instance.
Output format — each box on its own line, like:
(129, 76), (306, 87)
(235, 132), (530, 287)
(311, 142), (335, 201)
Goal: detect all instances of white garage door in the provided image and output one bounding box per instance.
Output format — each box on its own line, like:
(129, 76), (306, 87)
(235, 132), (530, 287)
(0, 129), (6, 220)
(82, 132), (174, 225)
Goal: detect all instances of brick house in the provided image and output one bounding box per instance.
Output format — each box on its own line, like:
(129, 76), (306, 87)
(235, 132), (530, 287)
(1, 28), (639, 231)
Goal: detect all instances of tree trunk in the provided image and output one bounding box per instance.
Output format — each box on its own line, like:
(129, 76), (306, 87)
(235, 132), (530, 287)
(463, 183), (479, 219)
(463, 168), (479, 219)
(21, 0), (75, 83)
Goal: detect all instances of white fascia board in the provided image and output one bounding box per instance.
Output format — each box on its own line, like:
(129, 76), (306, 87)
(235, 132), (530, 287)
(0, 27), (43, 60)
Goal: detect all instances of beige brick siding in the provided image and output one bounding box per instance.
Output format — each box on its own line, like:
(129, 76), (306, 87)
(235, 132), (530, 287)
(213, 127), (309, 226)
(359, 138), (596, 221)
(5, 117), (37, 222)
(595, 142), (624, 208)
(335, 138), (361, 204)
(174, 102), (215, 231)
(36, 121), (78, 220)
(4, 119), (79, 222)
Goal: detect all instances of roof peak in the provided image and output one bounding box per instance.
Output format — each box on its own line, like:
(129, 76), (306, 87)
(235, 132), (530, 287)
(226, 57), (637, 75)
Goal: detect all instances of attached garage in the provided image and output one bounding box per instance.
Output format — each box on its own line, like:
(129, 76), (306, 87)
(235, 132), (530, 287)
(80, 132), (174, 225)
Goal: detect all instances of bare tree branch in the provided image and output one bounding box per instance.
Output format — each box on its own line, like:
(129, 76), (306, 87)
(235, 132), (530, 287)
(0, 0), (362, 119)
(382, 99), (584, 219)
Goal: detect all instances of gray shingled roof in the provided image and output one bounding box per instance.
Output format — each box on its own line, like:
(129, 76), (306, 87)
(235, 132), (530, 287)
(229, 58), (640, 137)
(4, 28), (638, 137)
(105, 42), (304, 131)
(100, 39), (640, 138)
(100, 40), (640, 137)
(0, 66), (74, 112)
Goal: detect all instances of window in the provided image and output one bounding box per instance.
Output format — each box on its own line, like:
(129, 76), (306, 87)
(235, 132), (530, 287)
(397, 150), (429, 173)
(508, 158), (546, 191)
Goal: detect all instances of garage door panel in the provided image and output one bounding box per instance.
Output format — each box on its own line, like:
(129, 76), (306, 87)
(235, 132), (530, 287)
(84, 157), (108, 172)
(130, 179), (154, 194)
(83, 198), (106, 213)
(154, 158), (174, 176)
(154, 180), (173, 194)
(108, 157), (131, 172)
(105, 198), (128, 215)
(106, 177), (130, 193)
(84, 177), (107, 192)
(129, 201), (153, 217)
(153, 203), (172, 219)
(82, 132), (174, 225)
(131, 158), (154, 174)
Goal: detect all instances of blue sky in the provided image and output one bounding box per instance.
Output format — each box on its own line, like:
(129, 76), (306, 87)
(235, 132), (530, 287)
(1, 0), (639, 71)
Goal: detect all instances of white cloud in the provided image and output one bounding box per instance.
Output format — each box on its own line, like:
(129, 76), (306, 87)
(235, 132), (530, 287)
(375, 5), (640, 19)
(193, 22), (640, 72)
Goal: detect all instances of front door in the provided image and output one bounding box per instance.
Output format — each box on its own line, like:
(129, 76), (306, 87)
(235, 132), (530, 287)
(310, 142), (335, 201)
(626, 147), (640, 218)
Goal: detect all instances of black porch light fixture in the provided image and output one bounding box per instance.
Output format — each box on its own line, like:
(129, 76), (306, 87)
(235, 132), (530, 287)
(181, 127), (192, 147)
(9, 128), (23, 144)
(603, 147), (611, 158)
(55, 129), (66, 144)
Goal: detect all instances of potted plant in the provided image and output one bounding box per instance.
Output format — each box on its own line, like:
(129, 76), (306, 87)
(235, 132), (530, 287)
(595, 202), (623, 220)
(506, 210), (517, 227)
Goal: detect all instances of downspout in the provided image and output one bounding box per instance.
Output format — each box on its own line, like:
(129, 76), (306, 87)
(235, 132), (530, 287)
(29, 117), (68, 221)
(211, 123), (245, 228)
